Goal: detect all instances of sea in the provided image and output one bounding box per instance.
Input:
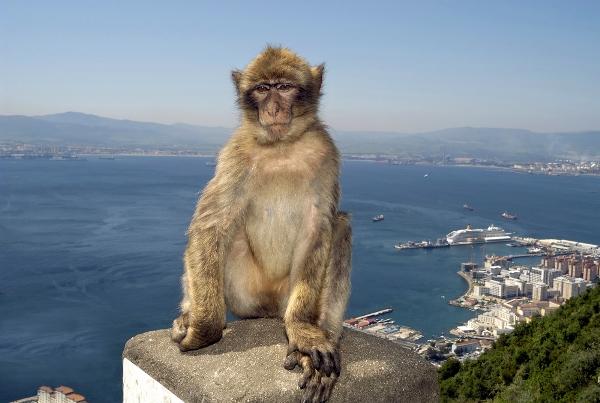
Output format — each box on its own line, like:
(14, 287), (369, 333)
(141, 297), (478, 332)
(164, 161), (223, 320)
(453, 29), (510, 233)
(1, 157), (599, 402)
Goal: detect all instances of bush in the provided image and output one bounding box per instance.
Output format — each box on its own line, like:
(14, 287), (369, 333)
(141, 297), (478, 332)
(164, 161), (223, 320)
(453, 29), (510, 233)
(439, 358), (461, 380)
(439, 286), (600, 402)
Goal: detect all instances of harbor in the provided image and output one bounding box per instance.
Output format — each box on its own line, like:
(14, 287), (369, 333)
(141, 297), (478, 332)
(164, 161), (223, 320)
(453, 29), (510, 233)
(435, 237), (600, 363)
(395, 224), (513, 250)
(391, 224), (600, 365)
(394, 224), (600, 258)
(344, 308), (423, 349)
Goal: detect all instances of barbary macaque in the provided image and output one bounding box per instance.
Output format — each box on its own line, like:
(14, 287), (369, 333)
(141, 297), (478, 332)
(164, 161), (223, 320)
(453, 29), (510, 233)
(171, 46), (352, 402)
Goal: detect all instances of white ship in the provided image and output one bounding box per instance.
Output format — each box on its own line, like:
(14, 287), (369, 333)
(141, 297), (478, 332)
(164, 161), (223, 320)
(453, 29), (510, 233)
(446, 224), (511, 245)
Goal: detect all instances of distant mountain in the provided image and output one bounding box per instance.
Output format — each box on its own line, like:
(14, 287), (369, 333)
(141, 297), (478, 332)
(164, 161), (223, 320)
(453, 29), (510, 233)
(0, 112), (230, 152)
(333, 127), (600, 161)
(1, 112), (599, 161)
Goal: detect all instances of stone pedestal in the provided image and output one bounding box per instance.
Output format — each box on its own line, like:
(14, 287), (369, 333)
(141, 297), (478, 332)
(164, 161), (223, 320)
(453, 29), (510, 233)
(123, 318), (439, 402)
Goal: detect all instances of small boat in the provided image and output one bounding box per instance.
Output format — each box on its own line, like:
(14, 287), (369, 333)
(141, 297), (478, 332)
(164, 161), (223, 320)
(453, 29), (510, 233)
(372, 214), (384, 222)
(501, 211), (517, 220)
(424, 173), (430, 178)
(527, 247), (543, 254)
(463, 204), (474, 211)
(205, 161), (217, 167)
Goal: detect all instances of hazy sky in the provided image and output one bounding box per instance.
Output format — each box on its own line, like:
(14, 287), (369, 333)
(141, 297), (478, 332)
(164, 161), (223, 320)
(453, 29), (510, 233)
(2, 1), (599, 132)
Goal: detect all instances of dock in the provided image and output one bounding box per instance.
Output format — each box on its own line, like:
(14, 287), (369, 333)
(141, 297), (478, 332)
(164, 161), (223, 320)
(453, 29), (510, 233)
(353, 308), (393, 320)
(344, 308), (423, 348)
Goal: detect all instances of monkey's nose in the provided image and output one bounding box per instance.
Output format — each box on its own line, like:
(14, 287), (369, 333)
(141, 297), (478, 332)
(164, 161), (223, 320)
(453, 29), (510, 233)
(267, 103), (281, 118)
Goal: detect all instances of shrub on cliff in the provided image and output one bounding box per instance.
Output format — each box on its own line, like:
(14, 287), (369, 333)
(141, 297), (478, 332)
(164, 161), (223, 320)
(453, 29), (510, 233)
(439, 285), (600, 402)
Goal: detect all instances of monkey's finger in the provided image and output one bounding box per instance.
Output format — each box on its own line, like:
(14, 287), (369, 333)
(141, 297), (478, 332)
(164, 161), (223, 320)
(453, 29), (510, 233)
(179, 329), (200, 352)
(332, 350), (341, 377)
(301, 382), (317, 403)
(321, 373), (337, 402)
(170, 318), (187, 343)
(320, 352), (334, 377)
(302, 371), (321, 403)
(313, 379), (326, 403)
(310, 348), (321, 370)
(283, 351), (300, 370)
(298, 355), (314, 389)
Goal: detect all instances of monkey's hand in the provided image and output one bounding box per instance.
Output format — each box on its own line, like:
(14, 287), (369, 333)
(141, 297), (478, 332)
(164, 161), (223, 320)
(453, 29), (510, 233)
(171, 312), (223, 352)
(284, 323), (341, 402)
(284, 350), (339, 403)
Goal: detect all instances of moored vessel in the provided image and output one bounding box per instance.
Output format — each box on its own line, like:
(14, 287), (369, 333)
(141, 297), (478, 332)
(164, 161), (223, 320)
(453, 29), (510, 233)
(395, 238), (449, 250)
(446, 224), (511, 245)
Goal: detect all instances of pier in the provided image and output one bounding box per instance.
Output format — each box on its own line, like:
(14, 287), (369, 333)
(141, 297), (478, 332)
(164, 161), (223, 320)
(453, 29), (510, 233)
(353, 308), (393, 320)
(505, 252), (544, 260)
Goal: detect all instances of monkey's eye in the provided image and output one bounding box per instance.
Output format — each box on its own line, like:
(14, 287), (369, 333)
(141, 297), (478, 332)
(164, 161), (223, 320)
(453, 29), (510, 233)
(255, 85), (270, 93)
(275, 83), (294, 92)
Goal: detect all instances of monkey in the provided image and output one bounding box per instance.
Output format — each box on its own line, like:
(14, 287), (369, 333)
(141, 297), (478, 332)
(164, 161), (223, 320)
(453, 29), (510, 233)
(171, 46), (352, 403)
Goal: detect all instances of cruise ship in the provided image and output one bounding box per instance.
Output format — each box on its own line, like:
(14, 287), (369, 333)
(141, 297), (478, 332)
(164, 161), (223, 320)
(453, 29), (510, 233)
(446, 224), (511, 245)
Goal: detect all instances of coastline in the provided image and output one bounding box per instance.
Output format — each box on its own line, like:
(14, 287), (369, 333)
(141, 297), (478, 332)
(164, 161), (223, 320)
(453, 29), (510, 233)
(449, 271), (474, 307)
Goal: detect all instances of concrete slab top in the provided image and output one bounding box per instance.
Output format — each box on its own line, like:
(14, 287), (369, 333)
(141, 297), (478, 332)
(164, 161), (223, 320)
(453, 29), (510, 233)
(123, 318), (439, 402)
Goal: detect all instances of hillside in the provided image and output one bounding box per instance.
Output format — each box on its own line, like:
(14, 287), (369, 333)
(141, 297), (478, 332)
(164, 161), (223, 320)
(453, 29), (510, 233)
(1, 112), (600, 161)
(439, 285), (600, 402)
(0, 112), (230, 152)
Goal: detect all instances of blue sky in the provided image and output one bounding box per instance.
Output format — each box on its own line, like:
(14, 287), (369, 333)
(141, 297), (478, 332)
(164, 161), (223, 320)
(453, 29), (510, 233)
(1, 1), (599, 132)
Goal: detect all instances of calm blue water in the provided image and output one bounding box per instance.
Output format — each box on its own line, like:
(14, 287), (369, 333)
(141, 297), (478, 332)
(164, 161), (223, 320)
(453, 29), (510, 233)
(1, 157), (599, 401)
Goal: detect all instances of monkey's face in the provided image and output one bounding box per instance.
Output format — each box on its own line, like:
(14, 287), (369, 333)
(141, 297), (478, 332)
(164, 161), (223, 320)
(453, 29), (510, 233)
(232, 47), (324, 144)
(250, 81), (299, 139)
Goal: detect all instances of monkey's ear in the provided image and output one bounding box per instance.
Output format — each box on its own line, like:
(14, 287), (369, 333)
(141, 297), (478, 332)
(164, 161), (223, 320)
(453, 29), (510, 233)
(231, 70), (243, 94)
(311, 64), (325, 94)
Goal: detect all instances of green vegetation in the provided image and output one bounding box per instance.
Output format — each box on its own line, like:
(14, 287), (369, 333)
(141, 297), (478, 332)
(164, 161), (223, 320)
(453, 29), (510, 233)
(439, 286), (600, 402)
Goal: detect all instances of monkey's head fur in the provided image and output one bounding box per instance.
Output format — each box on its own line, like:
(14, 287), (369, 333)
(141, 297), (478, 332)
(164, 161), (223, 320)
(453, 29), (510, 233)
(232, 46), (324, 144)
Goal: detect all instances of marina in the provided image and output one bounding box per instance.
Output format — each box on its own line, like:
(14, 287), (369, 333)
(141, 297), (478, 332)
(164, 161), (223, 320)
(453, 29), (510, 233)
(344, 308), (423, 347)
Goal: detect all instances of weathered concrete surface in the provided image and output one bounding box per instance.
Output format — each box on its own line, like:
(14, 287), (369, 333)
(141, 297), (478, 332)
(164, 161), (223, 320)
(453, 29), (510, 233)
(123, 318), (439, 402)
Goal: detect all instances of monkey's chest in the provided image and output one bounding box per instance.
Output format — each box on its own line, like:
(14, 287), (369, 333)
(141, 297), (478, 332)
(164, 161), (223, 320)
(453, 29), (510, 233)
(245, 183), (317, 278)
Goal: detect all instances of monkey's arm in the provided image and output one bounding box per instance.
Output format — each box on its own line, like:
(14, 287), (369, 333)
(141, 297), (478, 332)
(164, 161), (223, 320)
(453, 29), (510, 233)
(172, 144), (248, 351)
(283, 221), (341, 377)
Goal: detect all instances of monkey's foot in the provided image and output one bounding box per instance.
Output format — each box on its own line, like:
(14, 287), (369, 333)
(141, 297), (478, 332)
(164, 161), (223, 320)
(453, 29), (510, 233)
(170, 313), (223, 352)
(284, 351), (339, 403)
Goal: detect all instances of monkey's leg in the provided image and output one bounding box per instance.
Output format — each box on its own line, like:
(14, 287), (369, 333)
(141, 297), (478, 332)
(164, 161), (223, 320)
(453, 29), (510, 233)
(171, 228), (226, 352)
(284, 213), (351, 402)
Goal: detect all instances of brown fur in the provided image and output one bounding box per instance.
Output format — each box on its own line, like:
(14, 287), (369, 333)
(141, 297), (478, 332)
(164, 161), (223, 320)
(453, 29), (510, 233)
(172, 46), (352, 402)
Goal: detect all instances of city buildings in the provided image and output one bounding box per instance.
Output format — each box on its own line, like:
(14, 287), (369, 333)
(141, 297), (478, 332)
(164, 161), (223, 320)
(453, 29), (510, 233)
(451, 251), (598, 340)
(10, 386), (86, 403)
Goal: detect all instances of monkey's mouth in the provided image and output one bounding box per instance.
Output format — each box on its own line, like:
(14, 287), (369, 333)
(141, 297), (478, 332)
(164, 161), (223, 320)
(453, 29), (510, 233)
(264, 123), (291, 137)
